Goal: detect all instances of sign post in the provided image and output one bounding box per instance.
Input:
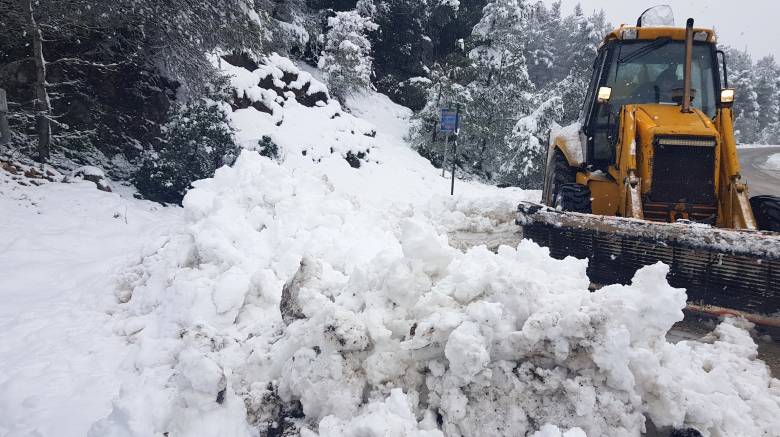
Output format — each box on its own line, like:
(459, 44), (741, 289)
(0, 88), (9, 145)
(450, 104), (461, 196)
(439, 108), (458, 178)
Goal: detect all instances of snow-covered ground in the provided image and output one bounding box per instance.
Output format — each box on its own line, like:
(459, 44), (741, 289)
(763, 152), (780, 171)
(0, 170), (183, 436)
(2, 55), (779, 437)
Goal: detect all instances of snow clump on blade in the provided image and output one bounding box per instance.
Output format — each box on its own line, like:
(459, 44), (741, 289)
(90, 55), (780, 437)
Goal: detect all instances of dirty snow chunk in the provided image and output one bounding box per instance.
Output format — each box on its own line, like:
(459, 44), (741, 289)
(324, 310), (371, 352)
(307, 389), (443, 437)
(764, 153), (780, 170)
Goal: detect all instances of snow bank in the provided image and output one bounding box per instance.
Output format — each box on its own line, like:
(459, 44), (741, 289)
(764, 153), (780, 171)
(90, 56), (779, 437)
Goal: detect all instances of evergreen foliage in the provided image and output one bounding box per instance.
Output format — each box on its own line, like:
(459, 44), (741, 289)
(135, 86), (239, 204)
(318, 10), (378, 101)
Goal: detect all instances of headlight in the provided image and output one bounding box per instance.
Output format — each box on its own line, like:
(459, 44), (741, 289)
(656, 137), (717, 147)
(721, 89), (735, 104)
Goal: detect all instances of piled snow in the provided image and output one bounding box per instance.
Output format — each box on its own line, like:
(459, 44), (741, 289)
(764, 153), (780, 171)
(550, 122), (584, 165)
(0, 167), (182, 436)
(87, 56), (780, 436)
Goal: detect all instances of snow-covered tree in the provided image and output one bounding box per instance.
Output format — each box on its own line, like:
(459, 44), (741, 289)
(500, 95), (563, 187)
(410, 63), (471, 167)
(319, 10), (378, 101)
(463, 0), (534, 177)
(754, 56), (780, 143)
(725, 47), (761, 143)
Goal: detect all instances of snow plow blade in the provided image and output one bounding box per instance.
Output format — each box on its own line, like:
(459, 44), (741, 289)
(517, 202), (780, 326)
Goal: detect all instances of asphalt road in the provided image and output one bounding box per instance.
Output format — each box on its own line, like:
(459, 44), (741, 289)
(738, 146), (780, 197)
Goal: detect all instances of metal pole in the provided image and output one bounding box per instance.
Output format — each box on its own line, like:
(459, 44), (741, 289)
(682, 18), (694, 113)
(450, 104), (461, 196)
(442, 132), (449, 177)
(0, 89), (9, 145)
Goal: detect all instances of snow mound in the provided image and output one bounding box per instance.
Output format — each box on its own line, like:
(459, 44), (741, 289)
(93, 151), (779, 436)
(764, 153), (780, 171)
(91, 55), (779, 436)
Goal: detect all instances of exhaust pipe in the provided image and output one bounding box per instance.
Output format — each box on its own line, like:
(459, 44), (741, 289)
(682, 18), (694, 113)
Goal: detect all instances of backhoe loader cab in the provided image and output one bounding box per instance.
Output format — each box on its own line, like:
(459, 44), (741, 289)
(582, 29), (720, 170)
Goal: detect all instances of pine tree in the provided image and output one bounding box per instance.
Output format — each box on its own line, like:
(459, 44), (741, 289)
(725, 47), (761, 144)
(318, 9), (378, 101)
(463, 0), (534, 178)
(556, 6), (604, 124)
(754, 56), (780, 143)
(524, 1), (561, 88)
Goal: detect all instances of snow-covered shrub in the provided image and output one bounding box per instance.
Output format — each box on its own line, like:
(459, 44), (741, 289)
(221, 55), (377, 167)
(318, 10), (378, 101)
(135, 82), (239, 204)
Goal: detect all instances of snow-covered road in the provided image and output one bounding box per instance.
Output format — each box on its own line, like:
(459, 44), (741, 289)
(0, 173), (182, 437)
(738, 145), (780, 196)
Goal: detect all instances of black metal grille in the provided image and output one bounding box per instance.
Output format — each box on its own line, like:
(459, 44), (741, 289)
(650, 137), (716, 204)
(523, 222), (780, 317)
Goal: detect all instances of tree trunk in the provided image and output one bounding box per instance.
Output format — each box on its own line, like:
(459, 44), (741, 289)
(0, 88), (10, 145)
(23, 0), (51, 162)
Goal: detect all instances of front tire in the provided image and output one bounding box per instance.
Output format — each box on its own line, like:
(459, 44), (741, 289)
(547, 151), (591, 213)
(557, 183), (592, 213)
(547, 151), (575, 205)
(751, 195), (780, 232)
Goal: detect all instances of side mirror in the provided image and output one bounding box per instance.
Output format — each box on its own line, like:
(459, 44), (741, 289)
(597, 86), (612, 103)
(720, 88), (735, 107)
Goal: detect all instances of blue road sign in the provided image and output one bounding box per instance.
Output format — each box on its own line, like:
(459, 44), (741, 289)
(440, 108), (458, 133)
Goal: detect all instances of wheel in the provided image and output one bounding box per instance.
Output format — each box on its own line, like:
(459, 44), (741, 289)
(557, 183), (592, 213)
(750, 195), (780, 232)
(547, 151), (577, 206)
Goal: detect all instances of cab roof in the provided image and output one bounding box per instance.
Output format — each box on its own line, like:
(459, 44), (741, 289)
(601, 25), (718, 47)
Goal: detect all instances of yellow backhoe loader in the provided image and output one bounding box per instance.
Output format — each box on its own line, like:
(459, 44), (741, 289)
(517, 8), (780, 325)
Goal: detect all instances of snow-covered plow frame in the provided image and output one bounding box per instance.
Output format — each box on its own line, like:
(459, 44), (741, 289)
(517, 202), (780, 326)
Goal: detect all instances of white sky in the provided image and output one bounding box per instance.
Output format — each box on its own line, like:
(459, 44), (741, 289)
(542, 1), (780, 60)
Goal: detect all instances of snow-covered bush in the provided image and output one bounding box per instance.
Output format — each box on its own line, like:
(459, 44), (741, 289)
(135, 83), (239, 204)
(318, 10), (378, 101)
